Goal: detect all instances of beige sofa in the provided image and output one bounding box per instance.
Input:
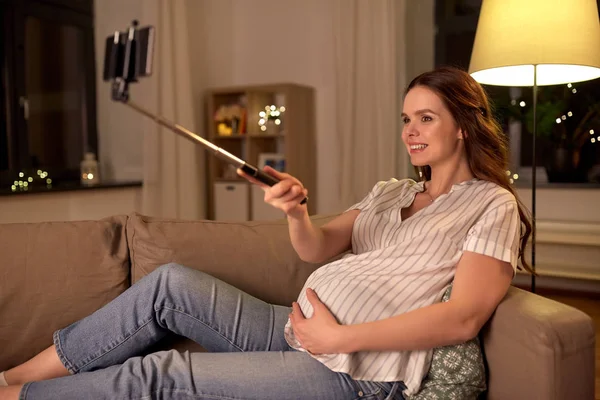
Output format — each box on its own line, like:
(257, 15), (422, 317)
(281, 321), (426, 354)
(0, 213), (595, 399)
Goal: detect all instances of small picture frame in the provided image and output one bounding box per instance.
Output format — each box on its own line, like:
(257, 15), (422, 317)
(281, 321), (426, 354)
(258, 153), (286, 172)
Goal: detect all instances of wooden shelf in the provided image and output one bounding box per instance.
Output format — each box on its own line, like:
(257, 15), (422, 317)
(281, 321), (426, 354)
(214, 134), (247, 140)
(205, 83), (316, 221)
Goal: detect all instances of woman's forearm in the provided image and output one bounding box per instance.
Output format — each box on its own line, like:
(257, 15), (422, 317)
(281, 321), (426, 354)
(287, 213), (327, 263)
(337, 301), (475, 354)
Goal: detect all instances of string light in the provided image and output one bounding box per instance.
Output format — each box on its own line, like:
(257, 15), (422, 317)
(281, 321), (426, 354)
(257, 104), (286, 132)
(8, 170), (52, 192)
(567, 83), (573, 88)
(519, 101), (526, 107)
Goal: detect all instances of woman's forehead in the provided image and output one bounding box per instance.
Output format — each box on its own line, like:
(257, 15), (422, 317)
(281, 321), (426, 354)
(403, 86), (445, 114)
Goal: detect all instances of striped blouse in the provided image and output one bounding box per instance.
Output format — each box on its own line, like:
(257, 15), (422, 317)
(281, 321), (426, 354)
(284, 177), (521, 396)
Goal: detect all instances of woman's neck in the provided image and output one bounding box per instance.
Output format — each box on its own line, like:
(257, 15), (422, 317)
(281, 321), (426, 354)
(425, 162), (474, 198)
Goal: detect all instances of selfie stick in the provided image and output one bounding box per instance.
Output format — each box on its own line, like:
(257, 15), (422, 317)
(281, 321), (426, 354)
(106, 21), (307, 204)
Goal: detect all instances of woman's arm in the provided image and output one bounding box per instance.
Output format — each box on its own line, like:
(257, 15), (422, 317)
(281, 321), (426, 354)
(289, 209), (359, 263)
(290, 251), (513, 354)
(239, 165), (360, 263)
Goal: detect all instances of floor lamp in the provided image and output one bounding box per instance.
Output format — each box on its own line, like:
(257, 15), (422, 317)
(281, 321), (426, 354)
(468, 0), (600, 292)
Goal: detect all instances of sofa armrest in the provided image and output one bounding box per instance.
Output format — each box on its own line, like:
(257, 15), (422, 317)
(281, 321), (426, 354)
(481, 286), (595, 400)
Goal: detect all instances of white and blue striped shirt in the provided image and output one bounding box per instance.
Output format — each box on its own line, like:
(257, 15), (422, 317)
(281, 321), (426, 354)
(284, 178), (521, 396)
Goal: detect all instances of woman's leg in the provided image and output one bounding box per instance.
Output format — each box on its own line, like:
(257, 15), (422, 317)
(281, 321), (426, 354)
(18, 350), (405, 400)
(4, 263), (292, 385)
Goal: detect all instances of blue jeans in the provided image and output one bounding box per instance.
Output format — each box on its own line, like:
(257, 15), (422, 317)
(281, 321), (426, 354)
(19, 263), (406, 400)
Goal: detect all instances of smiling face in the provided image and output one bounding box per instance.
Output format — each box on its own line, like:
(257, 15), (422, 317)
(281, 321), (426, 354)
(401, 85), (466, 168)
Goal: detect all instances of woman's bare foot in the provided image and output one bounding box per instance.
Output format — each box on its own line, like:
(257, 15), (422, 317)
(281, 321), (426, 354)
(4, 345), (69, 385)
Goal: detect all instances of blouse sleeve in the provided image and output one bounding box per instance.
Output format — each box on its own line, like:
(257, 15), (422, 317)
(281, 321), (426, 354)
(462, 198), (521, 273)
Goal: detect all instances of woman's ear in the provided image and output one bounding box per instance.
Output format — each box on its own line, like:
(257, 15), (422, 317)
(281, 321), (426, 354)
(458, 129), (467, 140)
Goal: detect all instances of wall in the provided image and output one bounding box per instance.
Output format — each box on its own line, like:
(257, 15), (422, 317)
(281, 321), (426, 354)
(0, 187), (142, 223)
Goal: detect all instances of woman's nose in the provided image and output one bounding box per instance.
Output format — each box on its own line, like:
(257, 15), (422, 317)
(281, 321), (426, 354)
(404, 125), (418, 137)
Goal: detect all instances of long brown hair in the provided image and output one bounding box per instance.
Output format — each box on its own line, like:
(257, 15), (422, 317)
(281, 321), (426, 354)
(406, 66), (534, 274)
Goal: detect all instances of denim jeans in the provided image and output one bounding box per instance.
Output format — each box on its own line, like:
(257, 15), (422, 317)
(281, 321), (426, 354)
(19, 263), (406, 400)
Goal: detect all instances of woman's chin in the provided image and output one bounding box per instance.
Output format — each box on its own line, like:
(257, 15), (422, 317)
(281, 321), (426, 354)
(410, 159), (429, 167)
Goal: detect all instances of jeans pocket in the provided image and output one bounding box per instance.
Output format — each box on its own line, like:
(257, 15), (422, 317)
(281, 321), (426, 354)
(352, 381), (386, 400)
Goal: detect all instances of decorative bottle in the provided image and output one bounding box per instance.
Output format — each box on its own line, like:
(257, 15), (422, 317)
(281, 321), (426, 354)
(80, 152), (100, 186)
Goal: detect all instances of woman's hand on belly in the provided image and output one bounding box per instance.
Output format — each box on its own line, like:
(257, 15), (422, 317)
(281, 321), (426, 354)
(290, 288), (347, 355)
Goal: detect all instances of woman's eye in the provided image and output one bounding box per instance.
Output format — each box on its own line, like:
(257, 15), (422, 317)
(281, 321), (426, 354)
(402, 117), (410, 124)
(421, 115), (432, 122)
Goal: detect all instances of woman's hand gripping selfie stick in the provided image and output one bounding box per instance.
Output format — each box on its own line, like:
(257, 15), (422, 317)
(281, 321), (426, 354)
(104, 21), (306, 205)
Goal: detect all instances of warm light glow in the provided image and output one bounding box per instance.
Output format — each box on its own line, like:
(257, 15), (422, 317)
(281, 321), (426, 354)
(469, 0), (600, 86)
(88, 173), (94, 180)
(471, 65), (600, 87)
(519, 101), (526, 107)
(260, 125), (267, 131)
(556, 118), (562, 124)
(275, 119), (281, 125)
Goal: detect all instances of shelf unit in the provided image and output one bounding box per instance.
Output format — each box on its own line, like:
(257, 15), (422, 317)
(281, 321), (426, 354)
(205, 83), (316, 221)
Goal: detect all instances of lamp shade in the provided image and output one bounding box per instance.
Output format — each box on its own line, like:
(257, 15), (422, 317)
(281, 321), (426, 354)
(469, 0), (600, 86)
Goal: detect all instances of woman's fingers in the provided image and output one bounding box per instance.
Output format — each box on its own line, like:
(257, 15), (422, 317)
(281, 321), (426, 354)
(237, 165), (307, 216)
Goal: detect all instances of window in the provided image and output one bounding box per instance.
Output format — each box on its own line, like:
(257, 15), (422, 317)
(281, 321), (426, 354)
(0, 0), (97, 188)
(435, 0), (600, 184)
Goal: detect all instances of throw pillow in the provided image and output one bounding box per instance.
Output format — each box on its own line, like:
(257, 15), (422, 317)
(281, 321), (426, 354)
(407, 285), (487, 399)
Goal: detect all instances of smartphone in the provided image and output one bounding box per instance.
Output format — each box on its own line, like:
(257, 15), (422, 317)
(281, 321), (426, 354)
(103, 25), (154, 83)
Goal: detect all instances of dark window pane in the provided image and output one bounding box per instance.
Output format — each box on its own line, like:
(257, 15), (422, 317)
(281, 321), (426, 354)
(24, 16), (86, 171)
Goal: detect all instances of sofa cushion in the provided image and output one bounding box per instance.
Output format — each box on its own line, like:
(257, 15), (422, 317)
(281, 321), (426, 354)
(0, 216), (130, 371)
(126, 213), (338, 306)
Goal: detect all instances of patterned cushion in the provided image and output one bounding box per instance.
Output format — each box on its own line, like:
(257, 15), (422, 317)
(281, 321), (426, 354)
(407, 285), (487, 399)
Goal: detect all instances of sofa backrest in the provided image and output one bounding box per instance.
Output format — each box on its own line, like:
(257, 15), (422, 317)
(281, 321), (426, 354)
(0, 216), (130, 371)
(126, 213), (338, 306)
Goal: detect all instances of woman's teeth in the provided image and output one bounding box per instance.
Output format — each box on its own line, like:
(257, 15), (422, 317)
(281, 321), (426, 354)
(410, 144), (428, 150)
